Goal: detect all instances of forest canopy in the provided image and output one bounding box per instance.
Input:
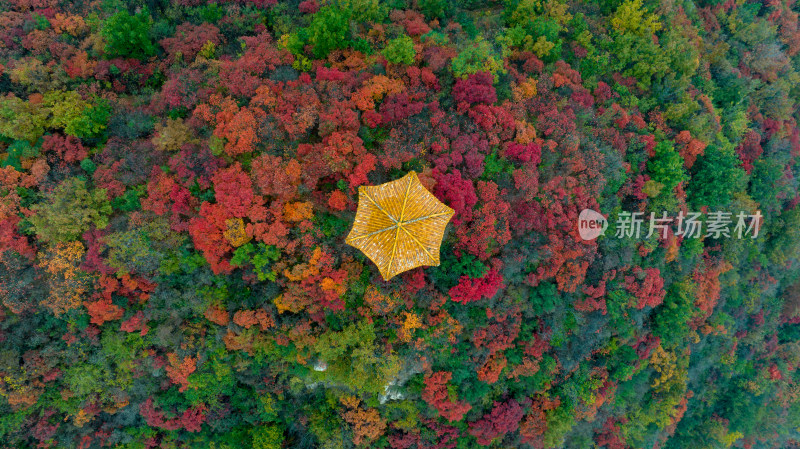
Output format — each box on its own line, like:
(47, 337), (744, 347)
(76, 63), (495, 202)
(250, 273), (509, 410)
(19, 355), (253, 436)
(0, 0), (799, 448)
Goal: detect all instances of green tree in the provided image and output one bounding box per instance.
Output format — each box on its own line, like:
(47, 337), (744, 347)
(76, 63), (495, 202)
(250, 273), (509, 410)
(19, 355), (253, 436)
(603, 0), (669, 87)
(749, 159), (789, 216)
(610, 0), (661, 37)
(0, 95), (48, 143)
(311, 321), (401, 396)
(766, 207), (800, 269)
(543, 403), (577, 448)
(501, 16), (564, 62)
(104, 216), (183, 276)
(688, 146), (747, 209)
(296, 6), (353, 59)
(382, 35), (416, 65)
(230, 242), (281, 281)
(651, 281), (696, 348)
(251, 424), (285, 449)
(43, 90), (112, 139)
(606, 339), (638, 381)
(2, 139), (40, 170)
(29, 177), (112, 242)
(606, 32), (669, 88)
(339, 0), (388, 23)
(100, 9), (156, 59)
(647, 141), (687, 193)
(419, 0), (451, 19)
(451, 38), (505, 80)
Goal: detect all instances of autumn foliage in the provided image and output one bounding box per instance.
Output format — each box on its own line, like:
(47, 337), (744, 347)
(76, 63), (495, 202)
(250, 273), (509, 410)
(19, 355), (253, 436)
(422, 371), (472, 422)
(1, 0), (799, 448)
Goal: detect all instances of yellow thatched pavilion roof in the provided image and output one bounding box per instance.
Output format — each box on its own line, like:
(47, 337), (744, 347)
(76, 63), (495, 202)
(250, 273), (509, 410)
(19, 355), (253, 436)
(345, 171), (455, 281)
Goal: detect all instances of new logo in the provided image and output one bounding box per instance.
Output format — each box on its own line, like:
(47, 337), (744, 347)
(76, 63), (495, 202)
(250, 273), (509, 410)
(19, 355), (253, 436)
(578, 209), (607, 240)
